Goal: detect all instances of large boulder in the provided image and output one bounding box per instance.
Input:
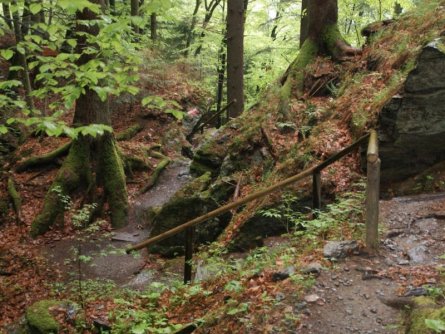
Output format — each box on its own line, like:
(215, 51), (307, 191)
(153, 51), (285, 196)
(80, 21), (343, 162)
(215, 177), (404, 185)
(379, 37), (445, 183)
(25, 300), (76, 334)
(147, 172), (234, 256)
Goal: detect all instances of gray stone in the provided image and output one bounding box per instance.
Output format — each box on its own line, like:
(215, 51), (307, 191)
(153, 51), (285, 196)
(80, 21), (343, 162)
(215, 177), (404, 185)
(379, 37), (445, 183)
(323, 240), (359, 259)
(407, 245), (428, 263)
(301, 262), (323, 276)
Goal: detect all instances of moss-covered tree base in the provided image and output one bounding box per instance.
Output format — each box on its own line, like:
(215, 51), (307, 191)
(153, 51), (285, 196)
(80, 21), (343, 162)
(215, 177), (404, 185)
(31, 134), (128, 237)
(31, 140), (90, 237)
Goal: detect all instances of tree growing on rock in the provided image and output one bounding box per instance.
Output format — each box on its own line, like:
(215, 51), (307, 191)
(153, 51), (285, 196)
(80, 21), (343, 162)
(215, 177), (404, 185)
(280, 0), (360, 115)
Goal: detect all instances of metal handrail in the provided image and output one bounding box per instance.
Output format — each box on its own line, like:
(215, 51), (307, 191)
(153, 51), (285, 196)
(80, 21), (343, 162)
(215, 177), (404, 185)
(126, 130), (380, 283)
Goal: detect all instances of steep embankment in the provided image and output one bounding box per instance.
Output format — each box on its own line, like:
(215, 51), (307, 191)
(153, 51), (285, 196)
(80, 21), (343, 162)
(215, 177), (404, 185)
(145, 2), (445, 254)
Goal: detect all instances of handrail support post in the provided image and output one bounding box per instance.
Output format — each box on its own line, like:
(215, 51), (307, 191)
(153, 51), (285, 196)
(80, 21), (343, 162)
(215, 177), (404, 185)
(366, 130), (380, 252)
(184, 226), (194, 284)
(312, 171), (322, 212)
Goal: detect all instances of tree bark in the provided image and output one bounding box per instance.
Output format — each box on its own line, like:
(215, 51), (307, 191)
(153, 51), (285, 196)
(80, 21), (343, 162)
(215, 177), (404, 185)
(299, 0), (308, 47)
(226, 0), (245, 119)
(150, 13), (157, 40)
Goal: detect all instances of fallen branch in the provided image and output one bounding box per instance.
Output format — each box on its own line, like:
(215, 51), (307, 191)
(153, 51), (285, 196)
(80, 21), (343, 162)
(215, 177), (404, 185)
(116, 123), (144, 141)
(15, 141), (71, 172)
(7, 176), (22, 223)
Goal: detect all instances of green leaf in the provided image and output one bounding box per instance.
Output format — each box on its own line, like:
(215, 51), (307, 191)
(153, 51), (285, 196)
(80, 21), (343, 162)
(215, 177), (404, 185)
(0, 125), (8, 135)
(57, 0), (100, 14)
(29, 3), (42, 14)
(1, 49), (13, 60)
(165, 109), (184, 120)
(425, 319), (445, 333)
(131, 322), (147, 334)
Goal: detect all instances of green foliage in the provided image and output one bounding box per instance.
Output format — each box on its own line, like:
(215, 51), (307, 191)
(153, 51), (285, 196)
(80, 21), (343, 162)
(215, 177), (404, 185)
(425, 319), (445, 333)
(142, 95), (184, 119)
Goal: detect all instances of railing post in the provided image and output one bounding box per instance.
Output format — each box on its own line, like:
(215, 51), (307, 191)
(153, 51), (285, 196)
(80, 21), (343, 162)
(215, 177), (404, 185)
(366, 130), (380, 252)
(312, 171), (322, 211)
(184, 227), (194, 284)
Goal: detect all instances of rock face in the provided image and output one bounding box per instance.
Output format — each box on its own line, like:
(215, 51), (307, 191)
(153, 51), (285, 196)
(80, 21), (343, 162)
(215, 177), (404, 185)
(379, 37), (445, 183)
(147, 172), (234, 256)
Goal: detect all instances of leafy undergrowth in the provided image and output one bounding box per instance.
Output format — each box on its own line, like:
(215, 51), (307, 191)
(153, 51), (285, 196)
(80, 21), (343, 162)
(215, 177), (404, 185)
(0, 52), (210, 329)
(2, 1), (445, 332)
(15, 188), (364, 333)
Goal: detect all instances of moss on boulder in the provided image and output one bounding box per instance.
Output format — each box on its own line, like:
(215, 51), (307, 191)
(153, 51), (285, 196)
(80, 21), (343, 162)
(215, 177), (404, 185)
(147, 172), (234, 256)
(25, 300), (60, 334)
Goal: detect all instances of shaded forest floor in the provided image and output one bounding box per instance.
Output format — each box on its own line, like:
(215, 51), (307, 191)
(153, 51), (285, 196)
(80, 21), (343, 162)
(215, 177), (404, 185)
(2, 4), (445, 333)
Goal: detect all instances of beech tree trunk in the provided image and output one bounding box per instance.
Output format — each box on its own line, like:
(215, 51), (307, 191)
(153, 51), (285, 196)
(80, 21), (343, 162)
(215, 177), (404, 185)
(226, 0), (245, 119)
(31, 0), (128, 237)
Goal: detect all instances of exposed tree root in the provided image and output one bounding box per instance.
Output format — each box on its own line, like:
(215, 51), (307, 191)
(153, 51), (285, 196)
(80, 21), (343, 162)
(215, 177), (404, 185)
(31, 134), (129, 236)
(15, 142), (71, 172)
(139, 157), (170, 194)
(116, 123), (144, 141)
(31, 140), (90, 237)
(7, 176), (22, 223)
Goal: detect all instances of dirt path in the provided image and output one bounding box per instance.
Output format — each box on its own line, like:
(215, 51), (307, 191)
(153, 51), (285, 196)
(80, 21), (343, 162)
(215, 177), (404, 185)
(299, 192), (445, 333)
(41, 159), (191, 288)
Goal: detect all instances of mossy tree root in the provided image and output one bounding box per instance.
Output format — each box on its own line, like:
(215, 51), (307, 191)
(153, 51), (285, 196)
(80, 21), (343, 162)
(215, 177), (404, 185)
(279, 39), (318, 116)
(15, 141), (72, 172)
(279, 23), (360, 117)
(31, 140), (91, 237)
(99, 135), (128, 228)
(140, 157), (170, 194)
(7, 176), (22, 223)
(115, 123), (144, 141)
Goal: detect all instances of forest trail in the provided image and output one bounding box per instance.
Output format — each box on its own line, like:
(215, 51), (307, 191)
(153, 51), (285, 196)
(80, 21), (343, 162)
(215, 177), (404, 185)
(40, 160), (191, 289)
(299, 192), (445, 334)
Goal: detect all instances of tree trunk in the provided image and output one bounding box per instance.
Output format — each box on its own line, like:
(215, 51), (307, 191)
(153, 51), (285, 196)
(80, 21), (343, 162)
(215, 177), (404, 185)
(21, 0), (31, 36)
(31, 0), (128, 237)
(150, 13), (157, 40)
(299, 0), (308, 47)
(184, 0), (201, 57)
(226, 0), (245, 119)
(131, 0), (139, 34)
(394, 2), (403, 16)
(194, 0), (221, 57)
(11, 0), (34, 110)
(2, 3), (13, 29)
(279, 0), (360, 117)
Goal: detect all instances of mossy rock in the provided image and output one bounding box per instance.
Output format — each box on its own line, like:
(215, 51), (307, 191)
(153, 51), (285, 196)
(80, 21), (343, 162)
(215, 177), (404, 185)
(147, 172), (232, 256)
(25, 300), (62, 334)
(405, 297), (445, 334)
